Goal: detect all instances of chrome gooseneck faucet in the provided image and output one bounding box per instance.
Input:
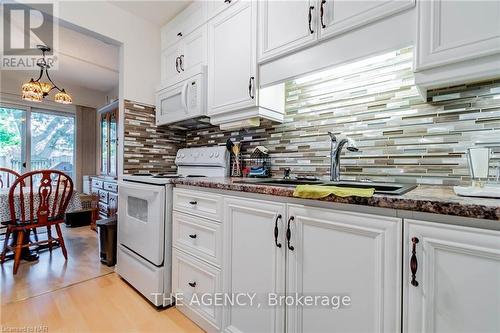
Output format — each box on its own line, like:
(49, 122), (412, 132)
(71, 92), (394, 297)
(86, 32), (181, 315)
(329, 132), (359, 182)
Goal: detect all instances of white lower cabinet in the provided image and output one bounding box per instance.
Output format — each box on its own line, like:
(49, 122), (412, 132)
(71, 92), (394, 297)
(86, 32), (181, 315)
(172, 248), (222, 333)
(222, 197), (286, 333)
(286, 205), (401, 333)
(221, 196), (400, 333)
(404, 219), (500, 333)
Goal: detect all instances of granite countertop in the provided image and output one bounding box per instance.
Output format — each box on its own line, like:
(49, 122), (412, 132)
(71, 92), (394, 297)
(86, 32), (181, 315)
(171, 177), (500, 221)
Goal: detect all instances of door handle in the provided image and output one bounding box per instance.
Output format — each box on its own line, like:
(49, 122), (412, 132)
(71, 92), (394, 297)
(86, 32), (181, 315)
(308, 6), (315, 34)
(320, 0), (326, 29)
(175, 57), (180, 73)
(248, 76), (255, 99)
(177, 32), (183, 37)
(274, 214), (282, 248)
(179, 55), (184, 71)
(189, 234), (197, 239)
(410, 237), (419, 287)
(181, 81), (189, 111)
(189, 200), (197, 205)
(188, 281), (196, 288)
(286, 216), (294, 251)
(224, 0), (231, 3)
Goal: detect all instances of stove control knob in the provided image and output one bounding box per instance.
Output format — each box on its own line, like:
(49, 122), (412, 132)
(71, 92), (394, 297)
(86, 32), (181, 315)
(215, 152), (220, 158)
(209, 153), (214, 158)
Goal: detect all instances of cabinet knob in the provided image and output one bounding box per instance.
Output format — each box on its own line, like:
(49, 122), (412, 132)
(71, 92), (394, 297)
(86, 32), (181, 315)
(188, 281), (196, 288)
(189, 234), (197, 239)
(177, 32), (182, 37)
(189, 200), (197, 205)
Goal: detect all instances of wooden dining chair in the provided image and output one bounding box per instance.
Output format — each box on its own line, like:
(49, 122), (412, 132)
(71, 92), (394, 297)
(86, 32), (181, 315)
(0, 170), (73, 274)
(0, 168), (21, 189)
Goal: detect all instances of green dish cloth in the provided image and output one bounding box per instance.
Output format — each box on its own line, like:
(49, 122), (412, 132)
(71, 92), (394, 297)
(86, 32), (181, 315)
(293, 185), (375, 199)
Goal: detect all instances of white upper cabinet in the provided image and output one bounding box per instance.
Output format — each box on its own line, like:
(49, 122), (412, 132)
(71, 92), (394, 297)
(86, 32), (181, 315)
(404, 219), (500, 333)
(258, 0), (317, 62)
(318, 0), (415, 39)
(161, 2), (207, 50)
(160, 26), (207, 88)
(207, 0), (238, 20)
(160, 42), (182, 86)
(208, 0), (257, 116)
(414, 0), (500, 95)
(415, 0), (500, 71)
(286, 205), (401, 333)
(223, 197), (286, 333)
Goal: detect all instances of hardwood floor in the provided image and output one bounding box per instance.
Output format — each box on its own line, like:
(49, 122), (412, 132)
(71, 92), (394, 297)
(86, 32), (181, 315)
(1, 226), (113, 304)
(1, 273), (204, 332)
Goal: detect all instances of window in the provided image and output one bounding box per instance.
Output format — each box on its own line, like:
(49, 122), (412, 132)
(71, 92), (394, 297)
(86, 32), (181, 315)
(0, 105), (75, 180)
(99, 102), (118, 176)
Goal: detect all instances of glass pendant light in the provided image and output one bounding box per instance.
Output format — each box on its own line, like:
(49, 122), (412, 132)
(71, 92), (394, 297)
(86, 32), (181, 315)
(21, 79), (43, 102)
(54, 89), (72, 104)
(21, 45), (73, 104)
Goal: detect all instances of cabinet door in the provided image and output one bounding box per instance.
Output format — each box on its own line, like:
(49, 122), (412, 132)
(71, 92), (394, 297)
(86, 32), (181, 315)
(287, 205), (401, 333)
(180, 25), (207, 76)
(415, 0), (500, 71)
(258, 0), (317, 63)
(208, 0), (257, 116)
(161, 43), (181, 86)
(318, 0), (415, 40)
(222, 197), (286, 333)
(404, 219), (500, 333)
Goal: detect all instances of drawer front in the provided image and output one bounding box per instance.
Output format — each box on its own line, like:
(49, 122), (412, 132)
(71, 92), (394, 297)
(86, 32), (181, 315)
(103, 182), (118, 193)
(92, 179), (103, 189)
(173, 212), (222, 267)
(173, 188), (222, 222)
(98, 202), (108, 216)
(98, 189), (108, 203)
(172, 248), (221, 329)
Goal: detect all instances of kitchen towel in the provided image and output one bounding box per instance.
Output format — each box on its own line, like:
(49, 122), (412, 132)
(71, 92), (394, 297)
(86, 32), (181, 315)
(293, 185), (375, 199)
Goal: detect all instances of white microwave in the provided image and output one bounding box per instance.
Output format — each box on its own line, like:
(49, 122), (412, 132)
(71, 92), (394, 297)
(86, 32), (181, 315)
(155, 72), (205, 125)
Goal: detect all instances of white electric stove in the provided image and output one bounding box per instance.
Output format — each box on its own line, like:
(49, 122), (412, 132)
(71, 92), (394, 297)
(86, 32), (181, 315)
(117, 146), (229, 307)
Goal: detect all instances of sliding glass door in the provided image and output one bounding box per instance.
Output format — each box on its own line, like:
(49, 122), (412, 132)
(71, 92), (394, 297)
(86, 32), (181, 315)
(0, 105), (75, 180)
(30, 110), (75, 179)
(0, 106), (27, 174)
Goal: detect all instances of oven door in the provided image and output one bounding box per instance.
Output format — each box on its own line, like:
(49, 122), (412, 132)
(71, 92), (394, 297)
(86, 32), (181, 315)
(118, 181), (166, 266)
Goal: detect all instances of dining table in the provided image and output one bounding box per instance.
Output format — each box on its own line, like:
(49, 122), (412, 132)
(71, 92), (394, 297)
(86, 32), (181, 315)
(0, 187), (82, 261)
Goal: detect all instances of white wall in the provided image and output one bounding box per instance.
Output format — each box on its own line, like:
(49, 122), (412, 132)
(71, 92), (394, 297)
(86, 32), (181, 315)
(55, 0), (161, 106)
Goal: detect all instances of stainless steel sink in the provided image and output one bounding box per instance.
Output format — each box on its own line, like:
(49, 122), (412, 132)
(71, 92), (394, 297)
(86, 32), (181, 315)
(320, 181), (417, 195)
(234, 178), (417, 195)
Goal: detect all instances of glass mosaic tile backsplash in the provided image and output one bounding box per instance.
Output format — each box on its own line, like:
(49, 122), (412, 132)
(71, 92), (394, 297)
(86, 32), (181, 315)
(186, 47), (500, 185)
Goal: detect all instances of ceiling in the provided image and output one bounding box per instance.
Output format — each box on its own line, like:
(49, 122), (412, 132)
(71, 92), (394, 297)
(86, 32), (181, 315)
(109, 0), (192, 26)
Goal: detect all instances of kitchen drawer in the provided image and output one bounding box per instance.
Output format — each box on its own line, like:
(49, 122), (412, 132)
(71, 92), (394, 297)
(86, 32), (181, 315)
(173, 188), (222, 222)
(172, 248), (221, 331)
(98, 189), (108, 203)
(92, 179), (103, 189)
(98, 202), (108, 216)
(173, 211), (222, 267)
(103, 181), (118, 193)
